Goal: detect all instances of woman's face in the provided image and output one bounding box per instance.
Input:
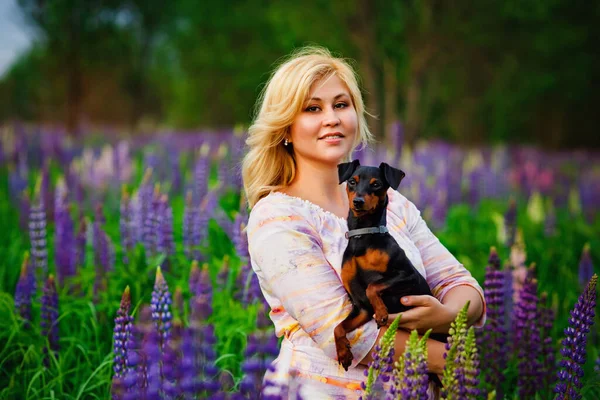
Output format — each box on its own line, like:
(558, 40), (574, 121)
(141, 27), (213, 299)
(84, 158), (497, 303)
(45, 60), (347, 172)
(288, 74), (358, 168)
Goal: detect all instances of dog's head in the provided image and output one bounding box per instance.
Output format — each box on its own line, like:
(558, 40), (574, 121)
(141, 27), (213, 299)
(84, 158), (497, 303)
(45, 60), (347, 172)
(337, 159), (406, 217)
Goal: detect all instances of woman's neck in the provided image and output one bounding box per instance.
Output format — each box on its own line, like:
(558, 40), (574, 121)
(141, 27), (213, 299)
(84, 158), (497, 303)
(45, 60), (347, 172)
(281, 160), (348, 218)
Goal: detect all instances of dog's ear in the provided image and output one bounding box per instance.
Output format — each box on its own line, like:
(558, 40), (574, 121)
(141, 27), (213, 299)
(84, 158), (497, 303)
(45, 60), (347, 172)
(338, 159), (360, 184)
(379, 162), (406, 190)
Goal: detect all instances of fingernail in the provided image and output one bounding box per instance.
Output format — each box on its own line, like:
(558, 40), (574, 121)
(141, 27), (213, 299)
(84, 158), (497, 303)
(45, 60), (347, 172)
(402, 297), (408, 304)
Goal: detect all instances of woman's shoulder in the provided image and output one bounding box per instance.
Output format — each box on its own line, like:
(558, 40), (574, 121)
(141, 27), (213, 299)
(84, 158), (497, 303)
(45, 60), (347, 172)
(247, 191), (317, 230)
(386, 187), (411, 212)
(386, 187), (421, 223)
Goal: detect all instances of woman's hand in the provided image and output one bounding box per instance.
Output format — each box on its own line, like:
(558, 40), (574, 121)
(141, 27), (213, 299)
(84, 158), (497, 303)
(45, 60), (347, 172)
(379, 295), (458, 334)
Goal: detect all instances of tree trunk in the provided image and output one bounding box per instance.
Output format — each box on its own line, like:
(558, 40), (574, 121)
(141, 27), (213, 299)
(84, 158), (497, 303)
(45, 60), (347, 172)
(383, 56), (398, 148)
(347, 0), (383, 141)
(66, 18), (82, 137)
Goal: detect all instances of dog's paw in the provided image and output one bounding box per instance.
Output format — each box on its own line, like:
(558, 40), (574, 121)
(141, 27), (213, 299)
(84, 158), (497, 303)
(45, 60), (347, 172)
(375, 312), (388, 328)
(336, 339), (354, 371)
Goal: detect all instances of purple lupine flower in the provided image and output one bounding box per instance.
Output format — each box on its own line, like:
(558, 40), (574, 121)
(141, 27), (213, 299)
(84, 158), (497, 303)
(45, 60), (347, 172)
(75, 218), (87, 269)
(479, 247), (507, 396)
(361, 315), (402, 399)
(233, 210), (249, 263)
(239, 305), (280, 398)
(179, 325), (198, 397)
(29, 189), (48, 280)
(113, 286), (133, 379)
(156, 194), (174, 271)
(196, 190), (219, 251)
(189, 261), (213, 310)
(513, 267), (542, 399)
(14, 252), (35, 327)
(93, 205), (110, 301)
(539, 292), (556, 389)
(578, 244), (594, 289)
(143, 184), (161, 258)
(392, 331), (429, 400)
(19, 189), (30, 232)
(457, 327), (480, 399)
(216, 143), (230, 195)
(503, 264), (514, 338)
(120, 186), (134, 265)
(188, 295), (220, 397)
(162, 320), (184, 399)
(137, 168), (154, 245)
(151, 267), (172, 348)
(40, 160), (54, 222)
(555, 274), (597, 400)
(504, 198), (517, 248)
(215, 207), (234, 240)
(217, 256), (230, 292)
(143, 325), (163, 399)
(194, 143), (211, 205)
(120, 309), (150, 400)
(595, 355), (600, 375)
(41, 274), (59, 367)
(183, 191), (197, 260)
(54, 181), (76, 287)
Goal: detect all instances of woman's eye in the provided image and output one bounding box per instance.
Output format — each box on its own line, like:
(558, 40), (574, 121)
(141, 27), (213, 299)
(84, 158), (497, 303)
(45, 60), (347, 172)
(306, 106), (320, 112)
(335, 102), (348, 109)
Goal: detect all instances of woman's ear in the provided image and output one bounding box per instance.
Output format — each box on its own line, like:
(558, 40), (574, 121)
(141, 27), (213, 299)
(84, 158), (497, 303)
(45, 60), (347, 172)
(338, 159), (360, 184)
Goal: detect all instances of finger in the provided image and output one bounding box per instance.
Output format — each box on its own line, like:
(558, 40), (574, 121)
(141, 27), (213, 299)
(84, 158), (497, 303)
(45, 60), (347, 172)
(395, 308), (422, 324)
(401, 295), (432, 307)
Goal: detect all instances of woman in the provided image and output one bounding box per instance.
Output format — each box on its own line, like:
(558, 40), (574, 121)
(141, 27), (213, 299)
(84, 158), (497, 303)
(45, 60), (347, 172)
(241, 46), (486, 399)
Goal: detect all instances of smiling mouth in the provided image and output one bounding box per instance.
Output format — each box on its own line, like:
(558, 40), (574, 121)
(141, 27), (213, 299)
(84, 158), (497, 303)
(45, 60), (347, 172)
(319, 133), (344, 140)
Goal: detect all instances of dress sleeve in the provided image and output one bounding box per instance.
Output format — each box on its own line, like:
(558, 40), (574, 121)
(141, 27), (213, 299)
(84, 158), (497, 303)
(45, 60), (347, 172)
(246, 200), (380, 367)
(393, 190), (487, 328)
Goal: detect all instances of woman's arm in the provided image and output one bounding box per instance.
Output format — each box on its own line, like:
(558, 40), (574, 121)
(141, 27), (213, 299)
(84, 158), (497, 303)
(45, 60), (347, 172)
(392, 190), (487, 330)
(358, 327), (446, 375)
(384, 283), (484, 334)
(439, 284), (484, 328)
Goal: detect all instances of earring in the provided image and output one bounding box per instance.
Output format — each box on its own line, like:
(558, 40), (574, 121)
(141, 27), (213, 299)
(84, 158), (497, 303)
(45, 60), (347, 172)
(284, 138), (289, 146)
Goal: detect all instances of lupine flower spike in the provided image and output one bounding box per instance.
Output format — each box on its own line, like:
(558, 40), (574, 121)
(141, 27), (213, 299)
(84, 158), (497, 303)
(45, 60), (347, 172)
(14, 251), (35, 327)
(514, 265), (541, 398)
(113, 286), (133, 379)
(360, 314), (402, 399)
(41, 274), (59, 367)
(151, 266), (173, 349)
(392, 329), (431, 399)
(480, 247), (507, 397)
(555, 274), (597, 400)
(441, 300), (470, 400)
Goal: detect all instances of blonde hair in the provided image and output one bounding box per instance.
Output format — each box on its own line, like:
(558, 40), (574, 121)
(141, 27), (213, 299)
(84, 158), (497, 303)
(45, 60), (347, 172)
(241, 45), (374, 208)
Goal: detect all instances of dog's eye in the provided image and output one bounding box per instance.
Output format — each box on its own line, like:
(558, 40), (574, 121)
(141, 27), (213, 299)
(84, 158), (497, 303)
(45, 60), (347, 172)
(371, 182), (381, 189)
(347, 179), (356, 186)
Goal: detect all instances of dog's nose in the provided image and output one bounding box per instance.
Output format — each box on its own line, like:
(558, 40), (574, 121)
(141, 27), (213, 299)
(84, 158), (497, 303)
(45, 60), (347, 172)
(353, 198), (365, 208)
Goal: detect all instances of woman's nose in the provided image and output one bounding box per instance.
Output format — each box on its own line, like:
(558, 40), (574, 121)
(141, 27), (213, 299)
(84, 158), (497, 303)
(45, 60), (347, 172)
(322, 107), (341, 126)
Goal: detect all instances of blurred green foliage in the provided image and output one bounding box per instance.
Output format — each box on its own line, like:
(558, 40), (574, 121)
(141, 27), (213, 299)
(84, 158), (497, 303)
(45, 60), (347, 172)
(1, 0), (600, 149)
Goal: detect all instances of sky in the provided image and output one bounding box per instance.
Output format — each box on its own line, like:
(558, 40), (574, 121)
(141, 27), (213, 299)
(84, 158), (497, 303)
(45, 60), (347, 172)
(0, 0), (34, 78)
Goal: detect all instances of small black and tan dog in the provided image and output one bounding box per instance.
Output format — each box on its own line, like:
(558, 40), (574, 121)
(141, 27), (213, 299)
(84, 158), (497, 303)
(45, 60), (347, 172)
(333, 159), (447, 372)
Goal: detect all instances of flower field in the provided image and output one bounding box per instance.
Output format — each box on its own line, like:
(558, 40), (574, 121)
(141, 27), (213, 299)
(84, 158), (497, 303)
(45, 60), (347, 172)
(0, 125), (599, 399)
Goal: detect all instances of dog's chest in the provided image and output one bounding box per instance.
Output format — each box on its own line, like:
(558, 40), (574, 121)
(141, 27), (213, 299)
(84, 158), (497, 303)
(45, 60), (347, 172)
(319, 217), (426, 281)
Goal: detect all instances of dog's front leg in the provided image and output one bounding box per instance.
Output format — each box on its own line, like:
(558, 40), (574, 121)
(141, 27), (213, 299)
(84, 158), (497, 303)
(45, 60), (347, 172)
(334, 307), (371, 371)
(366, 281), (392, 328)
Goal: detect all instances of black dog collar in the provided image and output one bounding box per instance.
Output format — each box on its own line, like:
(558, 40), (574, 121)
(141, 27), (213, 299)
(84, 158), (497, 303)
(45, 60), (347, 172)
(345, 226), (389, 239)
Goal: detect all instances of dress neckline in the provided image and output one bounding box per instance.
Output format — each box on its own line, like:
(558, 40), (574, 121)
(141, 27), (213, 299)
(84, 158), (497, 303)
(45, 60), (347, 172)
(269, 191), (348, 222)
